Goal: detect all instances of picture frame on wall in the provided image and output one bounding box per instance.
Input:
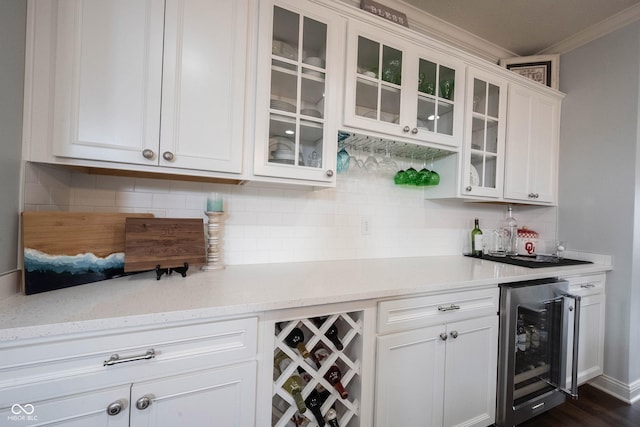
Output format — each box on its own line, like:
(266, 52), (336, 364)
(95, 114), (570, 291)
(499, 54), (559, 90)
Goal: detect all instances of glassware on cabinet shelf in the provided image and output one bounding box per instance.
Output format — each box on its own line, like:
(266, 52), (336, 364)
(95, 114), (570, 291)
(355, 36), (402, 124)
(268, 6), (328, 171)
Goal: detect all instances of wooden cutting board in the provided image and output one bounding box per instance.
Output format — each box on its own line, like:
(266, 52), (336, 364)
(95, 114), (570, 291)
(22, 212), (154, 295)
(124, 218), (206, 273)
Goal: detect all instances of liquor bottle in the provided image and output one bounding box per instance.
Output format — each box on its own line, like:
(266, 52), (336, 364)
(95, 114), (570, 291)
(312, 317), (345, 351)
(283, 375), (307, 414)
(304, 389), (325, 426)
(285, 327), (310, 358)
(325, 409), (340, 427)
(503, 206), (518, 255)
(471, 218), (483, 257)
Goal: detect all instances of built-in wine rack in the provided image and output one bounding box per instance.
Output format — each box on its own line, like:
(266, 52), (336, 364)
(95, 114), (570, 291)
(272, 311), (363, 427)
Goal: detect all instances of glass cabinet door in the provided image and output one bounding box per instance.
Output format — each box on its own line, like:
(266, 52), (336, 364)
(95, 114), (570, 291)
(463, 69), (506, 198)
(254, 1), (343, 184)
(354, 36), (403, 124)
(269, 6), (327, 170)
(416, 59), (456, 137)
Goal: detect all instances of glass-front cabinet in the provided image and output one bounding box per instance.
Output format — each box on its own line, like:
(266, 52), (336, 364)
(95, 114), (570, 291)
(344, 20), (464, 148)
(254, 0), (345, 184)
(461, 68), (507, 198)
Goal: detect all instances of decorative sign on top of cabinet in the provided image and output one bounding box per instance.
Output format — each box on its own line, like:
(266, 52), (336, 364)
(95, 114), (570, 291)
(343, 19), (465, 149)
(252, 0), (346, 185)
(25, 0), (247, 177)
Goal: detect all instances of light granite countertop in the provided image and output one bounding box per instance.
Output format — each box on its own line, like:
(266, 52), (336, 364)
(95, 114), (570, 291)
(0, 253), (612, 342)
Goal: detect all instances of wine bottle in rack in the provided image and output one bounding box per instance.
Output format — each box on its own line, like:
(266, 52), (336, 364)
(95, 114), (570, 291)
(325, 409), (340, 427)
(274, 351), (292, 376)
(285, 327), (311, 358)
(283, 375), (307, 414)
(304, 389), (325, 426)
(311, 317), (344, 351)
(313, 347), (348, 399)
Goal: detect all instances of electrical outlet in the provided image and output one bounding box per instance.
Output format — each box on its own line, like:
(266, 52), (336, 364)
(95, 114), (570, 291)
(361, 216), (372, 235)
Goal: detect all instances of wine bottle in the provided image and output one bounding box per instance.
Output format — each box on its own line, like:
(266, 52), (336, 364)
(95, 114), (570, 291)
(312, 317), (344, 351)
(471, 218), (483, 257)
(313, 347), (349, 399)
(325, 323), (344, 350)
(325, 408), (340, 427)
(283, 375), (307, 414)
(304, 389), (325, 426)
(503, 205), (517, 255)
(274, 351), (292, 377)
(284, 327), (310, 358)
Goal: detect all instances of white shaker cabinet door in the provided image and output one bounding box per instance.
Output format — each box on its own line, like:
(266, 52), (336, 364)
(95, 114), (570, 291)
(159, 0), (247, 173)
(375, 325), (445, 427)
(129, 362), (257, 427)
(0, 385), (131, 427)
(52, 0), (165, 165)
(504, 83), (561, 204)
(443, 315), (498, 427)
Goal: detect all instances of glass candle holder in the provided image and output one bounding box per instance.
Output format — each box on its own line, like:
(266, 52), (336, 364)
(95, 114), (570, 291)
(206, 193), (223, 212)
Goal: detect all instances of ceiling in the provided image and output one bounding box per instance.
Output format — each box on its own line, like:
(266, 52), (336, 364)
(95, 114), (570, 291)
(401, 0), (640, 56)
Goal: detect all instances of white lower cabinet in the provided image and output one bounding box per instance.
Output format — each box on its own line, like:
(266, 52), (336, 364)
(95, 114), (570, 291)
(375, 289), (499, 427)
(564, 273), (606, 385)
(130, 362), (256, 426)
(0, 317), (258, 427)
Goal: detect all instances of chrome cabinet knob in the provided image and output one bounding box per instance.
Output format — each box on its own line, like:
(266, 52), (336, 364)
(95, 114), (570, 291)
(403, 126), (410, 133)
(106, 400), (126, 416)
(439, 332), (448, 341)
(142, 149), (155, 160)
(162, 151), (175, 161)
(450, 330), (458, 339)
(136, 395), (153, 410)
(465, 186), (472, 192)
(411, 127), (418, 134)
(326, 169), (334, 177)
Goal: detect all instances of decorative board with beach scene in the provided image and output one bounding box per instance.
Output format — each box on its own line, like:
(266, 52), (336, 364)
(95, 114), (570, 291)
(21, 212), (153, 295)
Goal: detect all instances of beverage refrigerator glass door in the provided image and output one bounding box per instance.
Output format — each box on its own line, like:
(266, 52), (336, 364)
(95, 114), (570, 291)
(496, 279), (581, 427)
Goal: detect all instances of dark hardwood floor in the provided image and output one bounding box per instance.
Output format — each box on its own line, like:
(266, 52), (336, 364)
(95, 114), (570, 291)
(517, 384), (640, 426)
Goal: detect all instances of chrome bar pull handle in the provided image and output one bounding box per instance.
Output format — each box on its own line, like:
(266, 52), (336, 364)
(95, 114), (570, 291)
(438, 304), (461, 312)
(103, 349), (156, 366)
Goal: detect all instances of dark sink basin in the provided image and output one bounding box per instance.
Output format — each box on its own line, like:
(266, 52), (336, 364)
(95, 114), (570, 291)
(466, 254), (593, 269)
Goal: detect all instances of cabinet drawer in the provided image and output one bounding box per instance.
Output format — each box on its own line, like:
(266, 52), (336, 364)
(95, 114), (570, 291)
(0, 317), (257, 397)
(378, 288), (499, 334)
(564, 273), (606, 296)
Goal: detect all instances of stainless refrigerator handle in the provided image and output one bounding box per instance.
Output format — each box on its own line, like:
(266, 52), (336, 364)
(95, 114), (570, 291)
(563, 292), (581, 398)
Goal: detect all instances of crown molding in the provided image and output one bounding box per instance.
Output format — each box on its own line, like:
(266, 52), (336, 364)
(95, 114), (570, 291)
(538, 3), (640, 55)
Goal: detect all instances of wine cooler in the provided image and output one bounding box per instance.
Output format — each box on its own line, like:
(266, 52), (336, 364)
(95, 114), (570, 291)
(496, 278), (581, 427)
(271, 311), (363, 427)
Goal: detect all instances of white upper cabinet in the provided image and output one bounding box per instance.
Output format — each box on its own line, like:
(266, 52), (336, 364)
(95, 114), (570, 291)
(460, 67), (508, 199)
(52, 0), (165, 165)
(253, 0), (346, 184)
(159, 0), (247, 173)
(29, 0), (248, 175)
(504, 82), (561, 204)
(343, 19), (464, 148)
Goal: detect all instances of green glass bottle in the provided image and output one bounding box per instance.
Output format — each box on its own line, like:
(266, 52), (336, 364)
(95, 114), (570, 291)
(283, 375), (306, 414)
(471, 218), (484, 257)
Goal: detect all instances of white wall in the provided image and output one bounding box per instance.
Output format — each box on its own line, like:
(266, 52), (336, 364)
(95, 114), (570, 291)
(559, 21), (640, 398)
(0, 2), (26, 280)
(24, 162), (557, 265)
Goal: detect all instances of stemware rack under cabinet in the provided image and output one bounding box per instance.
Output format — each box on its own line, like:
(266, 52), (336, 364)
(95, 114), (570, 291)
(272, 311), (363, 427)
